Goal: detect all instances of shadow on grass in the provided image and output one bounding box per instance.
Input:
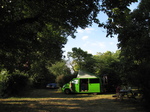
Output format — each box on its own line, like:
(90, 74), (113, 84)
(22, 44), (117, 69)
(0, 89), (148, 112)
(22, 89), (99, 98)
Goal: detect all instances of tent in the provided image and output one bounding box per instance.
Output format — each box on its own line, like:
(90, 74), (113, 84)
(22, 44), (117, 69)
(77, 70), (98, 78)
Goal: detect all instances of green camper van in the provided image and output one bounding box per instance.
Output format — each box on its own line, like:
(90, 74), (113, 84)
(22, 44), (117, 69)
(62, 71), (103, 94)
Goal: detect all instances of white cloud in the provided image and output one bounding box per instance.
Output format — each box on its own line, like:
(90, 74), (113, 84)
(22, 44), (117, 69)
(87, 50), (92, 54)
(82, 36), (89, 40)
(91, 42), (106, 48)
(83, 41), (90, 47)
(91, 43), (97, 46)
(77, 28), (94, 34)
(84, 28), (94, 33)
(77, 29), (84, 33)
(98, 42), (106, 48)
(109, 42), (114, 45)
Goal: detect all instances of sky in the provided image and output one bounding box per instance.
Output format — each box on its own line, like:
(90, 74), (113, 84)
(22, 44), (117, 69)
(63, 1), (140, 57)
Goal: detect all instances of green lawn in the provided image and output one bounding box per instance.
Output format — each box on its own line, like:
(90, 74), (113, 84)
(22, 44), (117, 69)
(0, 89), (147, 112)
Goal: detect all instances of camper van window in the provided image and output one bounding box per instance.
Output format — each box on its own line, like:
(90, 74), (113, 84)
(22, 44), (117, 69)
(89, 79), (100, 83)
(71, 79), (78, 84)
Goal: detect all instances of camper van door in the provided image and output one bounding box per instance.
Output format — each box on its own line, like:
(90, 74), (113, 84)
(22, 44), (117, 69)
(71, 79), (79, 93)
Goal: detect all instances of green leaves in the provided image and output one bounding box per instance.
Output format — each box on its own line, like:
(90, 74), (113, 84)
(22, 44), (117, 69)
(47, 61), (71, 76)
(67, 47), (94, 72)
(0, 69), (29, 97)
(0, 0), (101, 73)
(100, 0), (138, 37)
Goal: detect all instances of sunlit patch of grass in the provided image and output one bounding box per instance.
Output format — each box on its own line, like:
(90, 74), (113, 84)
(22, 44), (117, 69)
(1, 101), (26, 105)
(0, 89), (147, 112)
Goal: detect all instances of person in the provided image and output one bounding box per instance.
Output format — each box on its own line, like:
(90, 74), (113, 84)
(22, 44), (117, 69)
(116, 86), (121, 100)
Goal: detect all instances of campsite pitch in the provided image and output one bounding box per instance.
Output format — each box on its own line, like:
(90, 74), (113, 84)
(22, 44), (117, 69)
(0, 89), (147, 112)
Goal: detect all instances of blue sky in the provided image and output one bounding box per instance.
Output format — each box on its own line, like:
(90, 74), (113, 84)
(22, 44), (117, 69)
(63, 1), (140, 57)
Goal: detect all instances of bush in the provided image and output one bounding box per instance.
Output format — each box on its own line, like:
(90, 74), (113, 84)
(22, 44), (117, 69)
(30, 72), (56, 89)
(56, 74), (77, 87)
(0, 69), (29, 97)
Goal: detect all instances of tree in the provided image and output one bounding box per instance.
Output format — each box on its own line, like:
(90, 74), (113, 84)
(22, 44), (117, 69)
(47, 60), (76, 87)
(0, 70), (29, 97)
(99, 0), (138, 37)
(67, 47), (95, 72)
(93, 51), (121, 92)
(100, 0), (150, 106)
(0, 0), (100, 72)
(48, 60), (71, 76)
(0, 0), (101, 94)
(117, 0), (150, 106)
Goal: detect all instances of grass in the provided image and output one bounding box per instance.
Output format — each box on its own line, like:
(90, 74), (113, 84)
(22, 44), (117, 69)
(0, 89), (147, 112)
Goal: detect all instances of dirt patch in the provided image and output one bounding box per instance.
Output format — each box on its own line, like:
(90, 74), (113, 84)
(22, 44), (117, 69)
(0, 89), (147, 112)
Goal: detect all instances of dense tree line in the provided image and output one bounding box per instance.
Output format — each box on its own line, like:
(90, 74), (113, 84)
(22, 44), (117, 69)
(67, 48), (121, 92)
(0, 0), (100, 96)
(0, 0), (150, 108)
(100, 0), (150, 107)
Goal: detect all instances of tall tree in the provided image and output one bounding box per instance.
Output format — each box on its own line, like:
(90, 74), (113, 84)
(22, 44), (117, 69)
(48, 60), (71, 76)
(67, 47), (95, 72)
(118, 0), (150, 106)
(99, 0), (138, 37)
(93, 51), (121, 92)
(100, 0), (150, 106)
(0, 0), (100, 72)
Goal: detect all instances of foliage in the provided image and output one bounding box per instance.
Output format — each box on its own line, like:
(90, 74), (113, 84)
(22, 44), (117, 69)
(67, 48), (122, 92)
(0, 69), (29, 97)
(100, 0), (150, 106)
(93, 51), (122, 92)
(67, 47), (95, 72)
(0, 0), (100, 94)
(29, 60), (56, 89)
(99, 0), (138, 37)
(121, 0), (150, 106)
(47, 60), (73, 87)
(47, 60), (71, 76)
(1, 0), (149, 104)
(0, 0), (100, 72)
(56, 74), (77, 87)
(0, 20), (67, 72)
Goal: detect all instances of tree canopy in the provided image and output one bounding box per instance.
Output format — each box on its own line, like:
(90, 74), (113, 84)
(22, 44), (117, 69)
(1, 0), (150, 106)
(0, 0), (101, 94)
(99, 0), (138, 37)
(0, 0), (100, 72)
(100, 0), (150, 106)
(67, 47), (95, 72)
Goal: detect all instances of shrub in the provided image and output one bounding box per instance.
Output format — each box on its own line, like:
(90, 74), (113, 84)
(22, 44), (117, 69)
(0, 69), (29, 97)
(56, 74), (77, 87)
